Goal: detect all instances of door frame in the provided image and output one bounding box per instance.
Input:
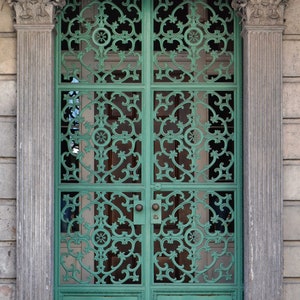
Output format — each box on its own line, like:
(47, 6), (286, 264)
(10, 0), (287, 299)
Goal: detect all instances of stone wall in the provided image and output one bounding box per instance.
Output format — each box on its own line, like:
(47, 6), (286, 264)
(0, 3), (16, 300)
(283, 0), (300, 298)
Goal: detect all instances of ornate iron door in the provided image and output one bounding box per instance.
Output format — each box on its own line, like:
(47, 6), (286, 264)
(55, 1), (243, 299)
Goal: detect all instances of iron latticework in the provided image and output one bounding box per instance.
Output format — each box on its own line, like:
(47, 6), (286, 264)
(55, 1), (243, 299)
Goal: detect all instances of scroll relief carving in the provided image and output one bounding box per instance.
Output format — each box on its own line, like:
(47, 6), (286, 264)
(232, 0), (288, 25)
(1, 0), (66, 24)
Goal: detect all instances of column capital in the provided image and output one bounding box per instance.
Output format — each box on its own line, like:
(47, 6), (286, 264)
(232, 0), (288, 26)
(3, 0), (66, 25)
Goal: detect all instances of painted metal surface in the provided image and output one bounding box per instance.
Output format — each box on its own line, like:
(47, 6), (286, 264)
(55, 0), (243, 299)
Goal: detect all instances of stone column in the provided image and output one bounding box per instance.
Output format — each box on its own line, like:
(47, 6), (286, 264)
(7, 1), (65, 299)
(232, 1), (288, 299)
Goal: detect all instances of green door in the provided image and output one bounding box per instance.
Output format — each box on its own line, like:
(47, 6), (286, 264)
(55, 1), (243, 299)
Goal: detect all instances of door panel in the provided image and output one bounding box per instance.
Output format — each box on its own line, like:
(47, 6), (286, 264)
(55, 0), (242, 299)
(153, 190), (234, 284)
(62, 296), (140, 300)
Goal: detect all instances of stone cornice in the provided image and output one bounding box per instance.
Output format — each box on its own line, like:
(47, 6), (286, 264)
(1, 0), (66, 25)
(232, 0), (288, 26)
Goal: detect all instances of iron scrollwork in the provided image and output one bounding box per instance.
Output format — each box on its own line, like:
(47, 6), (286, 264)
(57, 0), (242, 288)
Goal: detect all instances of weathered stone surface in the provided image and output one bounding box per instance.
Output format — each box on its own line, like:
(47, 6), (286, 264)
(284, 282), (300, 300)
(0, 284), (15, 300)
(284, 244), (300, 277)
(0, 202), (15, 240)
(283, 123), (300, 159)
(0, 161), (16, 199)
(0, 118), (15, 157)
(284, 0), (300, 34)
(283, 82), (300, 118)
(0, 4), (14, 33)
(284, 204), (300, 240)
(243, 26), (283, 300)
(10, 0), (66, 25)
(0, 38), (16, 74)
(232, 0), (287, 26)
(15, 25), (55, 300)
(0, 243), (15, 278)
(0, 80), (16, 116)
(283, 40), (300, 77)
(284, 165), (300, 200)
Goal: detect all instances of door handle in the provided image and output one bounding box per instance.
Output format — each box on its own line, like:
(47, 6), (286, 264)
(134, 200), (161, 224)
(152, 203), (159, 211)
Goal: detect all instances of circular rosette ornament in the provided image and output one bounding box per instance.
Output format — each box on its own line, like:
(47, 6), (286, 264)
(92, 27), (111, 47)
(184, 27), (203, 46)
(93, 128), (111, 147)
(92, 228), (110, 248)
(185, 228), (204, 247)
(184, 127), (204, 146)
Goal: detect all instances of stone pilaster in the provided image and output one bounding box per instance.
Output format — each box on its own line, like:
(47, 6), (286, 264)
(8, 1), (65, 299)
(232, 1), (288, 299)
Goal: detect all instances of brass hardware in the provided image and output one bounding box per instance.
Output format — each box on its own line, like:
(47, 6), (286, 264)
(135, 204), (143, 212)
(152, 203), (160, 211)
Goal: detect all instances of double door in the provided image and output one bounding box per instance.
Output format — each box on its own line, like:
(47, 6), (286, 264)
(55, 1), (243, 299)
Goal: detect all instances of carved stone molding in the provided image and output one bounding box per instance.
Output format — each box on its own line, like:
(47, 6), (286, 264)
(232, 0), (288, 26)
(2, 0), (66, 24)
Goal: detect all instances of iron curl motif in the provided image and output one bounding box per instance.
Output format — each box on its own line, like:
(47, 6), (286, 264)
(60, 90), (142, 184)
(60, 0), (142, 83)
(153, 190), (234, 283)
(57, 0), (242, 291)
(154, 90), (235, 183)
(153, 0), (234, 83)
(60, 191), (142, 284)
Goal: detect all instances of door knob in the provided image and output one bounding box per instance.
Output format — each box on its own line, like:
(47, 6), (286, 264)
(135, 204), (143, 212)
(152, 203), (160, 211)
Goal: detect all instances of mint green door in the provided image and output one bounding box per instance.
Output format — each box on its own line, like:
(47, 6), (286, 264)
(55, 1), (243, 299)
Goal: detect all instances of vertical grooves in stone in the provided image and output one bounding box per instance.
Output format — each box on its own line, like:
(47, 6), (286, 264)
(244, 27), (283, 300)
(16, 26), (54, 300)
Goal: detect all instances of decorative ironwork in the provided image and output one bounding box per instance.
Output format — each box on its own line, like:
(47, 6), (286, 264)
(153, 190), (234, 283)
(153, 0), (235, 83)
(60, 191), (142, 284)
(60, 90), (142, 183)
(154, 90), (234, 183)
(55, 0), (242, 296)
(60, 0), (142, 83)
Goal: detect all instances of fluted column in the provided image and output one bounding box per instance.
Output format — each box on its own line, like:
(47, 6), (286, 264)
(7, 1), (65, 299)
(232, 1), (288, 299)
